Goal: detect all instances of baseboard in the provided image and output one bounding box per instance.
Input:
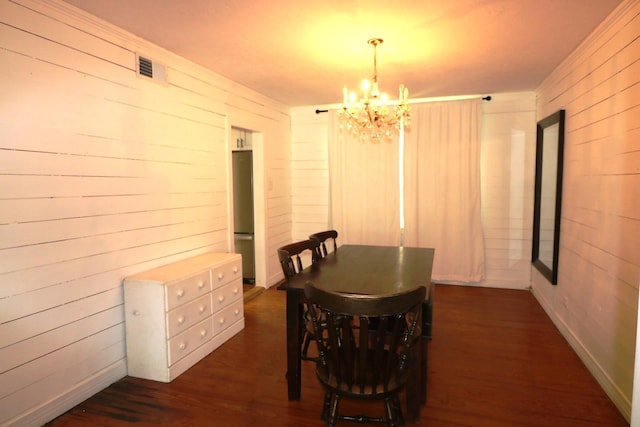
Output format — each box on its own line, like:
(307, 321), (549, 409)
(267, 273), (285, 289)
(243, 285), (265, 302)
(477, 279), (531, 290)
(531, 288), (631, 422)
(6, 361), (127, 427)
(434, 279), (531, 290)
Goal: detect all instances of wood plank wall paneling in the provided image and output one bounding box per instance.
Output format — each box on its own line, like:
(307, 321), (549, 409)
(534, 0), (639, 421)
(481, 93), (537, 289)
(0, 0), (291, 425)
(289, 108), (329, 242)
(290, 93), (537, 287)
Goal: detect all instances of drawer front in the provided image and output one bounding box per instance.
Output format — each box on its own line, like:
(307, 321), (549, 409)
(212, 299), (243, 336)
(168, 317), (212, 366)
(166, 294), (212, 339)
(165, 271), (210, 310)
(211, 280), (242, 312)
(211, 257), (242, 289)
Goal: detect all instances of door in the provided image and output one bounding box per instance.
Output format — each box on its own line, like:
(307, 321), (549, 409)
(232, 150), (255, 283)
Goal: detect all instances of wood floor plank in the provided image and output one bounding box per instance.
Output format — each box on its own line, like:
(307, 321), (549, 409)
(46, 285), (629, 426)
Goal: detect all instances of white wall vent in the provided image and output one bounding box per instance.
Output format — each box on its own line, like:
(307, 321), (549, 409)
(136, 54), (167, 83)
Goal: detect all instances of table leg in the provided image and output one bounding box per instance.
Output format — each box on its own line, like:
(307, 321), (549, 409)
(420, 282), (434, 404)
(406, 339), (422, 422)
(421, 337), (428, 404)
(286, 291), (302, 401)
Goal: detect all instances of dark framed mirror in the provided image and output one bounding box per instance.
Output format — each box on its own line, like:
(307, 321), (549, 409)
(532, 109), (565, 285)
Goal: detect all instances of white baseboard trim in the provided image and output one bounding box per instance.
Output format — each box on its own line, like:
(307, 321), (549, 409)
(531, 288), (631, 423)
(435, 279), (531, 290)
(6, 361), (127, 427)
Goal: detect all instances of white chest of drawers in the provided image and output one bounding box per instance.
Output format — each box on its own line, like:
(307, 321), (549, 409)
(123, 252), (244, 382)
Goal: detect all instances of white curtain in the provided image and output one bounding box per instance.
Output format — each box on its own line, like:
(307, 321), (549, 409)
(328, 110), (401, 246)
(403, 99), (485, 282)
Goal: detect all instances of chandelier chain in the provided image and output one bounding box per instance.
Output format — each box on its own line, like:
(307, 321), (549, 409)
(371, 38), (379, 84)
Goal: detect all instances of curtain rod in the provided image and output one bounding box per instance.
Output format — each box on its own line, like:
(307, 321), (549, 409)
(315, 95), (492, 114)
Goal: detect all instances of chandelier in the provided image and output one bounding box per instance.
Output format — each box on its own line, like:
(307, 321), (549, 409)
(339, 38), (411, 143)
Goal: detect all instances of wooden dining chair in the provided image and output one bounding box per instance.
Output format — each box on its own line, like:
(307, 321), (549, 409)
(277, 239), (322, 361)
(277, 239), (321, 278)
(309, 230), (338, 258)
(304, 282), (426, 427)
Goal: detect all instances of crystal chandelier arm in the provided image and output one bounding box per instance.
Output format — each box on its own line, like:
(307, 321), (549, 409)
(339, 38), (411, 142)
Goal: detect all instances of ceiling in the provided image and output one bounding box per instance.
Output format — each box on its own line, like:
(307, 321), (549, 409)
(63, 0), (623, 107)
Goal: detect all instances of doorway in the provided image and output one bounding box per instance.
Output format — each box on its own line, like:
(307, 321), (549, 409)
(231, 128), (255, 284)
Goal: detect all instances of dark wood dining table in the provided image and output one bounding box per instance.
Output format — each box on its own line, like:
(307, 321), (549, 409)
(277, 244), (435, 422)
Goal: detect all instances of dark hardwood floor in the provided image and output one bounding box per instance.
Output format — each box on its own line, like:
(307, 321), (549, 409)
(47, 285), (629, 427)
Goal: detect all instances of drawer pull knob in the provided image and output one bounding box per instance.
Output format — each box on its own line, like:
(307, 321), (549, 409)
(200, 330), (207, 338)
(199, 306), (206, 313)
(218, 295), (225, 303)
(234, 309), (240, 316)
(178, 316), (185, 324)
(177, 290), (185, 298)
(233, 288), (239, 295)
(179, 343), (187, 351)
(233, 266), (238, 273)
(198, 281), (205, 289)
(218, 273), (224, 281)
(219, 317), (225, 325)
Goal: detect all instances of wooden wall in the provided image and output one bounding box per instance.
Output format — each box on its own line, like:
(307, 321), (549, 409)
(533, 0), (639, 420)
(0, 0), (290, 425)
(290, 92), (537, 288)
(481, 93), (537, 288)
(289, 108), (330, 241)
